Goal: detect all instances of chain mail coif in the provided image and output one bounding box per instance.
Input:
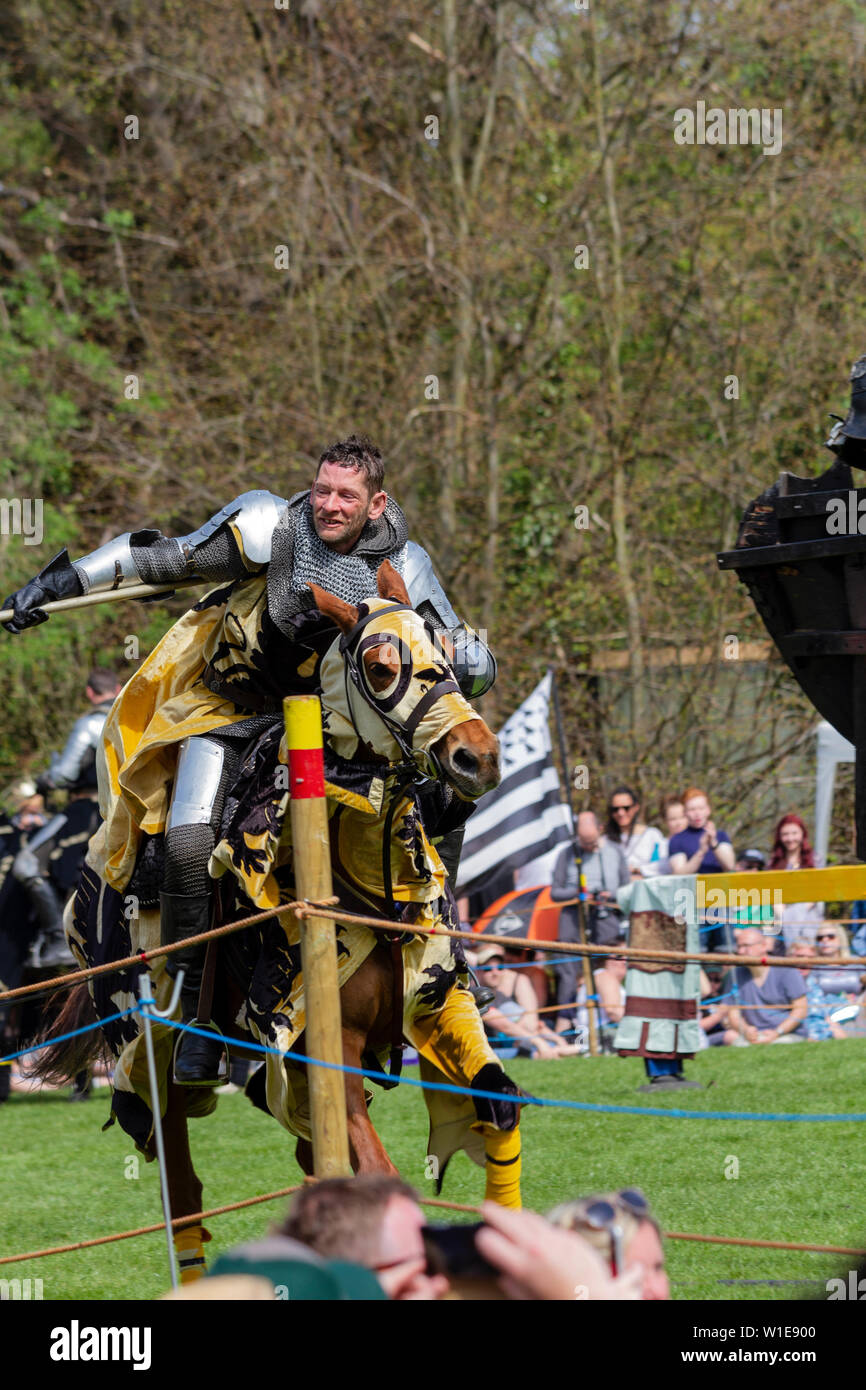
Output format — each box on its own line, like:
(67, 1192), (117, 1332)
(289, 501), (407, 606)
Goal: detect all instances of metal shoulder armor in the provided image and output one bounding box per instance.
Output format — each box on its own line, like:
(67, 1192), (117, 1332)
(73, 490), (287, 592)
(46, 710), (107, 788)
(179, 490), (287, 566)
(403, 541), (497, 698)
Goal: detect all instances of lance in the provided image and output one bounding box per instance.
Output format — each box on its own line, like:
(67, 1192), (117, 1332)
(0, 582), (201, 626)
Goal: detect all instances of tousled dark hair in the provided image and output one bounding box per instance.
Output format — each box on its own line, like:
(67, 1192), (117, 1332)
(87, 668), (120, 696)
(316, 434), (385, 494)
(279, 1175), (418, 1265)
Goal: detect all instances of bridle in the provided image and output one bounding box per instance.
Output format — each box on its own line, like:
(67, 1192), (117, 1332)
(337, 602), (462, 786)
(336, 601), (466, 1092)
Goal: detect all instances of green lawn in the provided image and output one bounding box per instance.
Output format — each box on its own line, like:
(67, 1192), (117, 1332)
(1, 1041), (863, 1301)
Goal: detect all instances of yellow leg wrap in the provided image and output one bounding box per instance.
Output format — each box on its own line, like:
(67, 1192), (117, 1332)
(410, 984), (498, 1087)
(480, 1124), (522, 1209)
(174, 1224), (211, 1284)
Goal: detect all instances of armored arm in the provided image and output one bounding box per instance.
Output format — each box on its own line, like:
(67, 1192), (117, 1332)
(403, 541), (497, 698)
(3, 491), (287, 632)
(37, 710), (105, 792)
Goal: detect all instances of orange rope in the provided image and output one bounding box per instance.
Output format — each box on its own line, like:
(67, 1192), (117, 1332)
(1, 1183), (860, 1266)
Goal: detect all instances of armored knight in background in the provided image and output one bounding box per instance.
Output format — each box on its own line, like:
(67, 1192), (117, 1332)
(4, 435), (495, 1083)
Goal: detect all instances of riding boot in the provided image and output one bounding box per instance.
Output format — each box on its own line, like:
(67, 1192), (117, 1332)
(160, 892), (226, 1086)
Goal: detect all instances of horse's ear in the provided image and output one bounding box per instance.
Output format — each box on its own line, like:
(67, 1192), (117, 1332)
(307, 583), (359, 635)
(377, 559), (411, 605)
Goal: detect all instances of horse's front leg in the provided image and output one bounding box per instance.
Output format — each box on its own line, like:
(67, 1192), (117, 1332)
(160, 1078), (210, 1283)
(342, 1030), (399, 1176)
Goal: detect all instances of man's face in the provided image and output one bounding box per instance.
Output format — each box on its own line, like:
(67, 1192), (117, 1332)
(311, 461), (386, 554)
(684, 795), (710, 829)
(577, 813), (599, 852)
(737, 930), (764, 959)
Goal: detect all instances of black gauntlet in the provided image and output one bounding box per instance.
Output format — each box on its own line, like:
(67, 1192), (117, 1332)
(2, 549), (83, 633)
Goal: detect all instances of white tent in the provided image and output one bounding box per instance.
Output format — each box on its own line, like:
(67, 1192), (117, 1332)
(814, 720), (855, 866)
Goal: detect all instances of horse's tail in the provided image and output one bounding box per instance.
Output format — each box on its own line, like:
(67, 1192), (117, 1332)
(29, 984), (109, 1084)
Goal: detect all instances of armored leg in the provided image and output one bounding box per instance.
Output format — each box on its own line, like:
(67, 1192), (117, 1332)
(12, 846), (74, 968)
(161, 736), (237, 1085)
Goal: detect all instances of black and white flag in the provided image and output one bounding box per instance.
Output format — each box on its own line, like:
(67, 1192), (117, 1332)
(456, 671), (573, 897)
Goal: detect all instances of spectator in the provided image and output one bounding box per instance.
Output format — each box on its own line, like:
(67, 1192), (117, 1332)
(668, 788), (736, 952)
(730, 847), (777, 934)
(477, 945), (581, 1058)
(279, 1175), (448, 1300)
(788, 938), (849, 1041)
(604, 785), (665, 879)
(474, 1202), (643, 1301)
(721, 927), (808, 1044)
(766, 814), (823, 948)
(655, 796), (688, 872)
(668, 788), (736, 876)
(545, 1188), (669, 1300)
(809, 922), (865, 1034)
(550, 812), (629, 1034)
(698, 966), (729, 1047)
(593, 937), (628, 1052)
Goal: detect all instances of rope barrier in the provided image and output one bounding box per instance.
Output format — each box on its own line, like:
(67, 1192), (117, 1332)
(1, 1181), (861, 1268)
(4, 1001), (865, 1121)
(3, 890), (863, 1010)
(0, 896), (340, 1005)
(135, 1014), (866, 1122)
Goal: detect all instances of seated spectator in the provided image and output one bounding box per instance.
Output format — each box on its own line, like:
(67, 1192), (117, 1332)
(766, 813), (823, 948)
(668, 788), (736, 952)
(545, 1187), (669, 1300)
(604, 786), (665, 879)
(279, 1175), (448, 1300)
(594, 938), (627, 1052)
(789, 938), (849, 1041)
(478, 945), (581, 1058)
(721, 927), (808, 1044)
(698, 966), (729, 1047)
(809, 922), (866, 1035)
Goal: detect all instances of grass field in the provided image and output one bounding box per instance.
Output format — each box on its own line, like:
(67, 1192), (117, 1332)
(1, 1041), (864, 1302)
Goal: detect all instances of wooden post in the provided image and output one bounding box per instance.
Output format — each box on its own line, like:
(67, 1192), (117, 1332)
(550, 669), (599, 1055)
(284, 695), (352, 1178)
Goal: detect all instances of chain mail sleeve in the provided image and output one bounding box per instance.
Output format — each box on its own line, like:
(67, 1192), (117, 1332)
(71, 491), (288, 594)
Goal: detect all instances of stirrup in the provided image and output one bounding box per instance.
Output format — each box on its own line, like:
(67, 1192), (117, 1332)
(172, 1019), (230, 1088)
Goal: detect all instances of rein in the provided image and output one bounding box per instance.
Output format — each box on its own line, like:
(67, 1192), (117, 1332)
(337, 602), (461, 1087)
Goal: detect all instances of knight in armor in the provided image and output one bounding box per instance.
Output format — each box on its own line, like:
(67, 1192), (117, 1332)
(12, 670), (121, 969)
(3, 436), (496, 1084)
(826, 354), (866, 466)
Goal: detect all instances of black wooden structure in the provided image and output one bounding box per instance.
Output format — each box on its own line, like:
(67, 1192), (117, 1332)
(718, 455), (866, 859)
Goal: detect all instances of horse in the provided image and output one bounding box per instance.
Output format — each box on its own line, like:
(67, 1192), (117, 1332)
(35, 561), (525, 1282)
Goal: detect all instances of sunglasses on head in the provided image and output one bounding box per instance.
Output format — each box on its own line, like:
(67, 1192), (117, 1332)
(574, 1189), (649, 1275)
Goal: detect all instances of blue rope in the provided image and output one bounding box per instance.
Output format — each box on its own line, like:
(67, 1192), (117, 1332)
(147, 1013), (866, 1123)
(4, 1004), (864, 1122)
(0, 1008), (138, 1066)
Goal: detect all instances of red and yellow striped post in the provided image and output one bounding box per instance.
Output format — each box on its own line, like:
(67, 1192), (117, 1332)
(284, 695), (352, 1178)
